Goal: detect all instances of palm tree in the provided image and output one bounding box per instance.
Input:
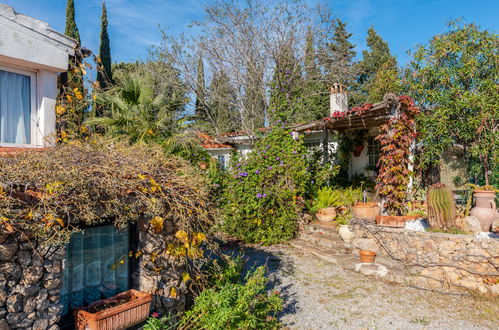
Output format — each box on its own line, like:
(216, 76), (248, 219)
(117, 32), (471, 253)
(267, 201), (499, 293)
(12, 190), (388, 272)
(87, 72), (207, 160)
(88, 72), (176, 143)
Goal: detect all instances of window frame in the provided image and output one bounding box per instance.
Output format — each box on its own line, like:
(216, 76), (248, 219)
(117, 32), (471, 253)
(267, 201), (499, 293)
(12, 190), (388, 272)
(0, 64), (38, 147)
(367, 136), (380, 168)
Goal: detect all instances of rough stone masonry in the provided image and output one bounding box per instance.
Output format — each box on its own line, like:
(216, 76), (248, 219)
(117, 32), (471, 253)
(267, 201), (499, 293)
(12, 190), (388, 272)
(352, 223), (499, 295)
(0, 230), (65, 330)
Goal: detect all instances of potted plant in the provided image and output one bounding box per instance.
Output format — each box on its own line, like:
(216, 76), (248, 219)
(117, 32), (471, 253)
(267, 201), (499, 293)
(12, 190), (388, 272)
(312, 187), (339, 222)
(75, 289), (152, 330)
(467, 184), (499, 231)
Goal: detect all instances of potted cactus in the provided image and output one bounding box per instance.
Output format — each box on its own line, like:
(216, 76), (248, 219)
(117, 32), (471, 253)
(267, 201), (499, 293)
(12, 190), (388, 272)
(426, 183), (457, 229)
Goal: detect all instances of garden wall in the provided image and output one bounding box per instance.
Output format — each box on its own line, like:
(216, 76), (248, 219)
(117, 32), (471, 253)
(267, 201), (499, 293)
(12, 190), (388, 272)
(0, 230), (65, 330)
(351, 223), (499, 295)
(0, 223), (187, 330)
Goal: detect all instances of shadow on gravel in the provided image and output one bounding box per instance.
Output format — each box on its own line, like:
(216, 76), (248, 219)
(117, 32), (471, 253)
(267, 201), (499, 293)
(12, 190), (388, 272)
(218, 241), (299, 320)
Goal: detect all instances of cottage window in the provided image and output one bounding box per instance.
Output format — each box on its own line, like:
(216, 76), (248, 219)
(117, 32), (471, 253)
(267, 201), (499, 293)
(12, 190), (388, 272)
(0, 67), (36, 145)
(367, 136), (380, 167)
(60, 226), (130, 315)
(217, 155), (226, 169)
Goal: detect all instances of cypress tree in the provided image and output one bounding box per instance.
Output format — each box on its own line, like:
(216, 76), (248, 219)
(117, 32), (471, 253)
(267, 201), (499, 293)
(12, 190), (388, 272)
(356, 26), (398, 102)
(208, 70), (238, 134)
(195, 56), (207, 120)
(328, 19), (356, 86)
(97, 1), (113, 89)
(65, 0), (80, 44)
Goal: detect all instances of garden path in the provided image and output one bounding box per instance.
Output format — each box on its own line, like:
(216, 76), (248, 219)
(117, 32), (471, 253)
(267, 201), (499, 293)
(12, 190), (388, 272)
(227, 243), (498, 329)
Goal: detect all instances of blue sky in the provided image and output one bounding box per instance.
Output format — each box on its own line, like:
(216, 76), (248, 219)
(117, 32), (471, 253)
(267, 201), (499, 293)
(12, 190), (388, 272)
(4, 0), (498, 67)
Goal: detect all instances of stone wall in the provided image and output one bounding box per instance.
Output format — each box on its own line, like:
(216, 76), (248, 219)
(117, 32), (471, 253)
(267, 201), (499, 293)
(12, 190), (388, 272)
(136, 219), (187, 316)
(0, 230), (65, 330)
(351, 223), (499, 295)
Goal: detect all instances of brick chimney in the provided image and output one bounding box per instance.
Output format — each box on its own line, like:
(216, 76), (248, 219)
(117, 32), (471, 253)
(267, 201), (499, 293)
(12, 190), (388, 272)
(330, 83), (348, 116)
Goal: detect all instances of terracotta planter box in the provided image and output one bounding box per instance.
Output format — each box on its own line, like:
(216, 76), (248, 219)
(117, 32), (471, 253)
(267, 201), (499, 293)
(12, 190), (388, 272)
(353, 202), (380, 222)
(375, 215), (419, 228)
(75, 289), (152, 330)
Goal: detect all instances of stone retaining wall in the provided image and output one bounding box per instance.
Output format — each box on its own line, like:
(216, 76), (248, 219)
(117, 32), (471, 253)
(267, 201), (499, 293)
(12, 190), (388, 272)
(0, 230), (65, 330)
(351, 223), (499, 295)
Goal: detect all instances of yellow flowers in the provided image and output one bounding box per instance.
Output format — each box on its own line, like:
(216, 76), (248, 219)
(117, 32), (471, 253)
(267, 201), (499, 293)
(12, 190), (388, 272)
(170, 287), (178, 298)
(66, 94), (73, 103)
(182, 272), (191, 283)
(147, 129), (154, 136)
(73, 88), (83, 100)
(42, 213), (64, 229)
(166, 231), (207, 259)
(45, 182), (63, 195)
(55, 105), (66, 115)
(150, 216), (164, 233)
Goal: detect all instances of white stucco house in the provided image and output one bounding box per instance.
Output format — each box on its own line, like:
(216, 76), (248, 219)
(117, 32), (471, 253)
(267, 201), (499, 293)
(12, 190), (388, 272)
(200, 84), (389, 181)
(0, 4), (76, 150)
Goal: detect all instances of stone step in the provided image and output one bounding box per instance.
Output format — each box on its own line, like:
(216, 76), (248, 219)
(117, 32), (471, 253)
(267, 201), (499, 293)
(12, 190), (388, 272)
(299, 231), (345, 249)
(288, 239), (339, 264)
(303, 222), (338, 235)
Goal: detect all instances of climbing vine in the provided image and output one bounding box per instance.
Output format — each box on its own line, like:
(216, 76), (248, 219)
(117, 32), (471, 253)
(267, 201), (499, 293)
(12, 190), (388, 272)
(375, 95), (420, 215)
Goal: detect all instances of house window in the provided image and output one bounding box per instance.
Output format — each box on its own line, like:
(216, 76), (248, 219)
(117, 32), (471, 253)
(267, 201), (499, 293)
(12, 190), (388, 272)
(367, 136), (380, 167)
(60, 226), (130, 315)
(217, 155), (226, 169)
(0, 67), (36, 145)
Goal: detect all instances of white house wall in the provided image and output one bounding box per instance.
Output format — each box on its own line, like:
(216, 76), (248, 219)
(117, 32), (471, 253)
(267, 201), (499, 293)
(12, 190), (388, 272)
(0, 4), (75, 148)
(0, 4), (75, 72)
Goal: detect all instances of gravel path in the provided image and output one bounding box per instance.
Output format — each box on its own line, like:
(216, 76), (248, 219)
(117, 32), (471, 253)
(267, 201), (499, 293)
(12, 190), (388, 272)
(231, 244), (498, 330)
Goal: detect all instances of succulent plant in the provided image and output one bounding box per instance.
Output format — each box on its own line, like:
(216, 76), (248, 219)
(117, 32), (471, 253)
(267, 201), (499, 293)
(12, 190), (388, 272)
(427, 183), (457, 229)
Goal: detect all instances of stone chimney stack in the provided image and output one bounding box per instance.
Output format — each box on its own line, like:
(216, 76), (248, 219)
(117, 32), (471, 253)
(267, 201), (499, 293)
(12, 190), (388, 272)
(330, 83), (348, 116)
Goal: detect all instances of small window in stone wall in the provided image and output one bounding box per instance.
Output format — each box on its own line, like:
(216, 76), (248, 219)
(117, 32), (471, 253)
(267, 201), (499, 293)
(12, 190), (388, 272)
(367, 136), (380, 167)
(60, 225), (130, 315)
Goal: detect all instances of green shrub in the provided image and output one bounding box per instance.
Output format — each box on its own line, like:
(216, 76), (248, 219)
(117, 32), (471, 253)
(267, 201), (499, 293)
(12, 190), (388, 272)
(180, 266), (282, 329)
(221, 127), (308, 244)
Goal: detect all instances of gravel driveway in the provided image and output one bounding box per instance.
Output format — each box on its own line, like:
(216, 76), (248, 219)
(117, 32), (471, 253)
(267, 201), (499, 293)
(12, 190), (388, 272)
(227, 243), (498, 330)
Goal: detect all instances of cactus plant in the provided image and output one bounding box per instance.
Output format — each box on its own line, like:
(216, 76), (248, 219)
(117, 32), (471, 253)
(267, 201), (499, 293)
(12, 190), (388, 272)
(427, 183), (457, 229)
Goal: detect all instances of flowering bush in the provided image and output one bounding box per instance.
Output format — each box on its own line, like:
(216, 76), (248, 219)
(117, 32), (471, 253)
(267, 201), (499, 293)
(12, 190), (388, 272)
(221, 127), (309, 244)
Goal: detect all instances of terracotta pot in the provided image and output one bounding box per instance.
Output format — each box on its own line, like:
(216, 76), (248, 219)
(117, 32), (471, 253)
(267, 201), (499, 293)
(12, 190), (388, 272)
(470, 190), (499, 232)
(375, 215), (419, 228)
(199, 162), (207, 170)
(352, 202), (380, 221)
(75, 289), (152, 330)
(315, 207), (337, 222)
(353, 145), (364, 157)
(338, 225), (354, 244)
(359, 250), (376, 263)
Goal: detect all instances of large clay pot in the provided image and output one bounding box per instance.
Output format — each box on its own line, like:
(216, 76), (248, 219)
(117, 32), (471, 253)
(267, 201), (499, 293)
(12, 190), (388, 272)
(352, 202), (380, 222)
(470, 190), (499, 232)
(315, 207), (337, 222)
(338, 225), (354, 244)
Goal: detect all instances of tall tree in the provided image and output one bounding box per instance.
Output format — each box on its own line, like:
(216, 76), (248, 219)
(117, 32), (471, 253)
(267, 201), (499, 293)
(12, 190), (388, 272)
(355, 27), (398, 103)
(407, 21), (499, 186)
(96, 1), (113, 90)
(243, 54), (266, 131)
(269, 42), (304, 124)
(326, 19), (356, 86)
(208, 70), (238, 134)
(195, 56), (207, 120)
(65, 0), (80, 44)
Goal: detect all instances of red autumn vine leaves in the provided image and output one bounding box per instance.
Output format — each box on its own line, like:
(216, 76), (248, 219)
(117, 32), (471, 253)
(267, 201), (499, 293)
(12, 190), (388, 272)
(375, 96), (420, 215)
